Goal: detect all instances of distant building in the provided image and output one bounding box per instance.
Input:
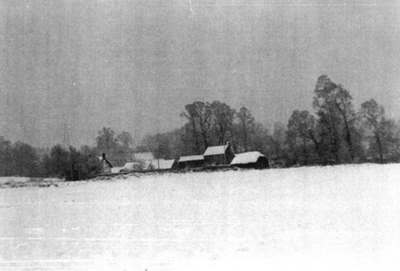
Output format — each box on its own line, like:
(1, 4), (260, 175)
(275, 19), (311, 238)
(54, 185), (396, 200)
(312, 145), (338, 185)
(147, 159), (177, 170)
(230, 151), (269, 169)
(131, 152), (155, 169)
(177, 155), (204, 169)
(133, 152), (154, 161)
(111, 167), (124, 174)
(119, 162), (144, 172)
(203, 142), (234, 166)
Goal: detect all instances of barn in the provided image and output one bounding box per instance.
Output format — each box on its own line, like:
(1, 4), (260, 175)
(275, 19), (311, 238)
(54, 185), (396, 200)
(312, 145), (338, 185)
(230, 151), (269, 169)
(177, 155), (204, 169)
(203, 142), (235, 166)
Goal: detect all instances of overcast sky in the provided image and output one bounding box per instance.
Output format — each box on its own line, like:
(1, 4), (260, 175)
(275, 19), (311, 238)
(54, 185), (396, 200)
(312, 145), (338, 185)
(1, 0), (400, 147)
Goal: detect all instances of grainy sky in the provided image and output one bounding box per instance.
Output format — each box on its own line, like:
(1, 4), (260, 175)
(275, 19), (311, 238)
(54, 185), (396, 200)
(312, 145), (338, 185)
(1, 0), (399, 147)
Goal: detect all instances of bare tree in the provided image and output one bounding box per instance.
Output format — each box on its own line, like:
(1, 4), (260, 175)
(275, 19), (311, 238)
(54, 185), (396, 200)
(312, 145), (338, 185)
(210, 101), (236, 145)
(236, 106), (255, 151)
(181, 101), (213, 152)
(287, 110), (317, 165)
(313, 75), (356, 163)
(359, 99), (391, 163)
(332, 86), (356, 161)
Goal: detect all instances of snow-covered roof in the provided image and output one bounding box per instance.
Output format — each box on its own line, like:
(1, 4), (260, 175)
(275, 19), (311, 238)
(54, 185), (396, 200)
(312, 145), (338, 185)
(204, 144), (229, 156)
(231, 151), (266, 165)
(178, 155), (204, 162)
(148, 159), (176, 170)
(133, 152), (154, 161)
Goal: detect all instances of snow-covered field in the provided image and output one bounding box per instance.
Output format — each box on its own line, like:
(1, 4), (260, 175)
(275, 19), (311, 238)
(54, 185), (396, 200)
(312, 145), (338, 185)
(1, 164), (400, 271)
(0, 177), (61, 189)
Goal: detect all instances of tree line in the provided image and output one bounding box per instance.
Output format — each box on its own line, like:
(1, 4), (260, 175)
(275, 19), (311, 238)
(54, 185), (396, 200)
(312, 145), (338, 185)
(0, 128), (135, 180)
(138, 75), (400, 166)
(1, 75), (399, 180)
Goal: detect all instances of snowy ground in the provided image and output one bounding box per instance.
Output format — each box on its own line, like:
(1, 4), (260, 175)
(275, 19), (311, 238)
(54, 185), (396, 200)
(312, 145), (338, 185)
(1, 164), (400, 270)
(0, 177), (61, 189)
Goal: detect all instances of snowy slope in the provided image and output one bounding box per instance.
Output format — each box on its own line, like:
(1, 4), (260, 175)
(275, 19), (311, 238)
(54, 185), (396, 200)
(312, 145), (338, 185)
(1, 164), (400, 270)
(0, 176), (31, 185)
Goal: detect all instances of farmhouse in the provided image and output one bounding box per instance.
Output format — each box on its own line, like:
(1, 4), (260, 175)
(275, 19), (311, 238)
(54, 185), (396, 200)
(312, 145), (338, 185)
(230, 151), (269, 169)
(203, 142), (235, 166)
(177, 155), (204, 169)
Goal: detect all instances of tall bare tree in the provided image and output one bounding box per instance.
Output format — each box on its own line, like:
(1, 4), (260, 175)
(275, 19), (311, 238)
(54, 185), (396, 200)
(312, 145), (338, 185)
(210, 101), (236, 145)
(236, 106), (256, 151)
(313, 75), (356, 163)
(181, 101), (213, 152)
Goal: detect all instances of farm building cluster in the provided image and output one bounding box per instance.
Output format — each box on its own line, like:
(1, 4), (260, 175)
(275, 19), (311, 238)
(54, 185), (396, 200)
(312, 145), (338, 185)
(100, 142), (269, 175)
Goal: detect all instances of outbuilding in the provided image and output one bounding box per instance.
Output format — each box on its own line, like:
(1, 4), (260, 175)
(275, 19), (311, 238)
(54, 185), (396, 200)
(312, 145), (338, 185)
(230, 151), (269, 169)
(177, 155), (204, 169)
(203, 142), (235, 166)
